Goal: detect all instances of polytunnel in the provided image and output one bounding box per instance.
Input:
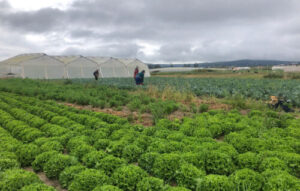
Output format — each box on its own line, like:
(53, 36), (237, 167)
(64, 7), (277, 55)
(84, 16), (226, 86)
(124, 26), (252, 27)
(119, 58), (151, 77)
(54, 56), (98, 78)
(87, 57), (130, 78)
(0, 53), (150, 79)
(0, 53), (65, 79)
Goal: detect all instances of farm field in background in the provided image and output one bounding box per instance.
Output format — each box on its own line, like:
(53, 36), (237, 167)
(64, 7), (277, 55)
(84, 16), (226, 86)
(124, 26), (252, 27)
(73, 77), (300, 107)
(151, 68), (300, 79)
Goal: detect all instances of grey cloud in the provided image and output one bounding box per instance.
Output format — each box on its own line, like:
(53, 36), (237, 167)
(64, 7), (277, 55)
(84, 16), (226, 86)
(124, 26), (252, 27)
(1, 8), (64, 33)
(1, 0), (300, 62)
(61, 42), (143, 58)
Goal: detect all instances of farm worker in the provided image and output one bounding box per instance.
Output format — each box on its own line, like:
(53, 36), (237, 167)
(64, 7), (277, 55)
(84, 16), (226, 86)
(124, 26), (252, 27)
(135, 70), (145, 85)
(93, 69), (99, 80)
(134, 66), (139, 79)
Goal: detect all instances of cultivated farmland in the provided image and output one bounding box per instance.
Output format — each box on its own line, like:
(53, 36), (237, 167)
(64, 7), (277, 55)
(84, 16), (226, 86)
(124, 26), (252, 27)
(0, 78), (299, 191)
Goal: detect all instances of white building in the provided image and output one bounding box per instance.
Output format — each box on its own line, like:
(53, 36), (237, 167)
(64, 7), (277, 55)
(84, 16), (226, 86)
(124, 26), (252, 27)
(272, 65), (300, 72)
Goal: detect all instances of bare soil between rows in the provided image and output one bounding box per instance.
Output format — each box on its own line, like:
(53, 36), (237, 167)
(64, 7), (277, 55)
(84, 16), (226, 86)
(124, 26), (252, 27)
(24, 167), (67, 191)
(62, 99), (231, 127)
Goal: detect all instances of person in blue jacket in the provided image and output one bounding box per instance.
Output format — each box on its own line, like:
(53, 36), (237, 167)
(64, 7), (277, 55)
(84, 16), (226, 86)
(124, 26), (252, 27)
(135, 70), (145, 85)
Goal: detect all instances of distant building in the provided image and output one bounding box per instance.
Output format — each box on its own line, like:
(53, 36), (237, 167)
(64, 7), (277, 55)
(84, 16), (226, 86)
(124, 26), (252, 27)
(272, 65), (300, 72)
(232, 67), (250, 71)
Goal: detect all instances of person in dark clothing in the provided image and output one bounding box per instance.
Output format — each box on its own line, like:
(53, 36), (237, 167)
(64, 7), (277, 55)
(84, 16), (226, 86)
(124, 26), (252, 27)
(93, 69), (99, 80)
(135, 70), (145, 85)
(134, 66), (139, 79)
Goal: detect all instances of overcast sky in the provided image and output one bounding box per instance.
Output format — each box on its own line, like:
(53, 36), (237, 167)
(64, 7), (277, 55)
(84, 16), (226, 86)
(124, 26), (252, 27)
(0, 0), (300, 63)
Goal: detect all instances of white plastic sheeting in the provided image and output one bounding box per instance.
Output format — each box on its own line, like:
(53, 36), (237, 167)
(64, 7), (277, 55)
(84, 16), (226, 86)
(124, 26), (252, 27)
(87, 57), (130, 78)
(0, 53), (150, 79)
(119, 58), (151, 77)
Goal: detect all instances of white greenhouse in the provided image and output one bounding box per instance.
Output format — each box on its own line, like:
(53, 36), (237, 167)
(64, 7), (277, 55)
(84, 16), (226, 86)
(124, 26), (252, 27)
(0, 53), (150, 79)
(119, 58), (151, 77)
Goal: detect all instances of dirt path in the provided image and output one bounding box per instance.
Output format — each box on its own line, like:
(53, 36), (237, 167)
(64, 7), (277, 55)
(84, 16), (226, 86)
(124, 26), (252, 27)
(62, 103), (154, 126)
(62, 99), (231, 127)
(24, 167), (67, 191)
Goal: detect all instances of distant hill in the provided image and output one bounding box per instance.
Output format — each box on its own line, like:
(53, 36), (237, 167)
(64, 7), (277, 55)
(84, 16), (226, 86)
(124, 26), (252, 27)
(147, 59), (299, 69)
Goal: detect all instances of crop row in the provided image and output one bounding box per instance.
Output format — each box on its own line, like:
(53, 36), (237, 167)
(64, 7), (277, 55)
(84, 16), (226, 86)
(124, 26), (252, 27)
(0, 125), (57, 191)
(0, 91), (299, 190)
(0, 79), (180, 122)
(0, 93), (190, 190)
(75, 77), (300, 106)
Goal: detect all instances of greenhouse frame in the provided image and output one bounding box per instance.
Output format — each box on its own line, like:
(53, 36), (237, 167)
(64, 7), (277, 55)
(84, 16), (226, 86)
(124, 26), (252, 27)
(0, 53), (150, 79)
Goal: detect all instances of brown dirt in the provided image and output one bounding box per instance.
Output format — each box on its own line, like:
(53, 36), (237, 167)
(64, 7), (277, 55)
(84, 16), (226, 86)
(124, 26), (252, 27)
(24, 167), (67, 191)
(194, 98), (231, 110)
(61, 96), (231, 127)
(215, 135), (225, 142)
(240, 109), (250, 115)
(62, 103), (154, 126)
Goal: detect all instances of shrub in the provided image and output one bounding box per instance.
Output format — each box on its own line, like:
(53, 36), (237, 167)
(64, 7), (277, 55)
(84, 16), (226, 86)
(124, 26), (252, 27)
(262, 170), (300, 191)
(136, 177), (165, 191)
(44, 154), (78, 179)
(237, 152), (260, 170)
(259, 157), (288, 172)
(59, 165), (86, 189)
(199, 104), (209, 113)
(153, 153), (181, 182)
(95, 155), (126, 176)
(16, 144), (40, 167)
(32, 151), (59, 172)
(263, 72), (284, 79)
(82, 150), (107, 168)
(197, 174), (234, 191)
(93, 185), (122, 191)
(112, 165), (148, 191)
(175, 163), (205, 190)
(138, 152), (160, 174)
(205, 151), (235, 175)
(20, 183), (56, 191)
(69, 169), (110, 191)
(0, 158), (20, 172)
(122, 144), (143, 163)
(0, 169), (41, 191)
(40, 141), (64, 153)
(230, 168), (263, 191)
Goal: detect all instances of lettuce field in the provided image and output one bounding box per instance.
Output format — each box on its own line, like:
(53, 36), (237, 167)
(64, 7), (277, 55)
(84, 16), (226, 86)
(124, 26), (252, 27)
(0, 78), (299, 191)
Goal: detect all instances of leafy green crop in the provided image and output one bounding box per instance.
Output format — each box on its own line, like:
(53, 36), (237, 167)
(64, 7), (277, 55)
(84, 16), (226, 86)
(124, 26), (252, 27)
(0, 169), (41, 191)
(112, 165), (148, 191)
(69, 169), (111, 191)
(20, 183), (56, 191)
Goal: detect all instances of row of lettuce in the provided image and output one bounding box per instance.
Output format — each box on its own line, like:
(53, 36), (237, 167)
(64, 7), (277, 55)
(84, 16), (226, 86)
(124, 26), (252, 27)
(0, 79), (180, 123)
(0, 91), (299, 190)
